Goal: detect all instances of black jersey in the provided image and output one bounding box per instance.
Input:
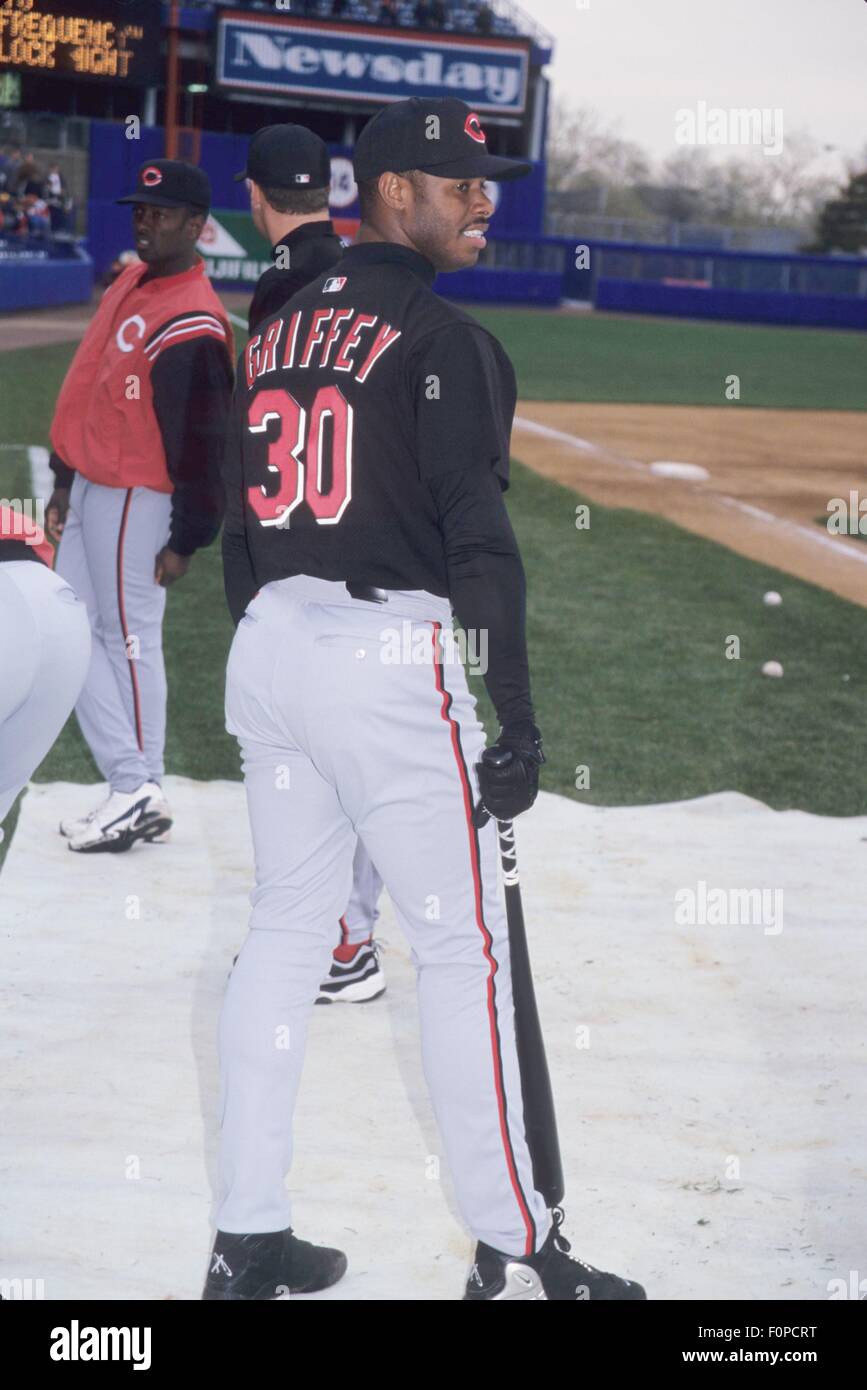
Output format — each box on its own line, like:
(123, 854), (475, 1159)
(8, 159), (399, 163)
(247, 220), (344, 335)
(222, 240), (534, 726)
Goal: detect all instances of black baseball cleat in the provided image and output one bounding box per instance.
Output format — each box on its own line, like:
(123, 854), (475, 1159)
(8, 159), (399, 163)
(463, 1208), (646, 1301)
(202, 1227), (347, 1300)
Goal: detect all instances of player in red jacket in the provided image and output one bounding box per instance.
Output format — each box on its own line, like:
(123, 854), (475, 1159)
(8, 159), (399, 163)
(46, 160), (234, 854)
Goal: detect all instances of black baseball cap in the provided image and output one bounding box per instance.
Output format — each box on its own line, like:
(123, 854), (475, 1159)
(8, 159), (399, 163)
(234, 124), (331, 189)
(116, 159), (211, 212)
(353, 98), (531, 183)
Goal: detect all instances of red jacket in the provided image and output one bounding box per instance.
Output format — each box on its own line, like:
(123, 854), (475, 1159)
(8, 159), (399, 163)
(50, 257), (232, 493)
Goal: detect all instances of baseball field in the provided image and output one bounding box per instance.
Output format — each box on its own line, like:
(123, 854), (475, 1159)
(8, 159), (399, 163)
(1, 300), (866, 1301)
(1, 303), (866, 843)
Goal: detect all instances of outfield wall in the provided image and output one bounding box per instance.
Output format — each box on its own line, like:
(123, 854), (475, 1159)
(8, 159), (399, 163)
(595, 277), (867, 330)
(487, 236), (867, 326)
(0, 242), (93, 312)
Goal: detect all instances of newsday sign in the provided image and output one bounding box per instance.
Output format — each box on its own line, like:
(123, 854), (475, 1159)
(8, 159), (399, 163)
(215, 12), (529, 116)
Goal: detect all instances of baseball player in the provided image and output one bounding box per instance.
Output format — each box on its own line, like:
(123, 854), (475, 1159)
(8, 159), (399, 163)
(45, 160), (234, 854)
(238, 123), (386, 1005)
(0, 506), (91, 840)
(239, 124), (343, 338)
(204, 98), (646, 1301)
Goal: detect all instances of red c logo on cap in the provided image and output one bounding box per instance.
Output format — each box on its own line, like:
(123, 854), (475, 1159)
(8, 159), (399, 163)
(142, 166), (163, 187)
(464, 113), (487, 145)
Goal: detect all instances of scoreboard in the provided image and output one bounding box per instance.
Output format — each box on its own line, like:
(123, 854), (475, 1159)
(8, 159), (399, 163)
(0, 0), (159, 84)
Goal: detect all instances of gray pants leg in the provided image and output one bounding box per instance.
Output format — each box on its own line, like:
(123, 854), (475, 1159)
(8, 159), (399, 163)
(339, 842), (383, 947)
(0, 562), (91, 829)
(55, 476), (171, 793)
(217, 577), (549, 1256)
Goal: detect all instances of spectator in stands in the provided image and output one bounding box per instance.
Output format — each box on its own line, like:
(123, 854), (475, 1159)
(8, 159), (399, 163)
(17, 151), (43, 197)
(377, 0), (398, 25)
(331, 0), (349, 16)
(6, 147), (23, 188)
(476, 1), (493, 35)
(24, 193), (50, 237)
(46, 164), (64, 200)
(3, 147), (23, 193)
(429, 0), (446, 25)
(46, 163), (68, 233)
(414, 0), (431, 25)
(0, 192), (26, 236)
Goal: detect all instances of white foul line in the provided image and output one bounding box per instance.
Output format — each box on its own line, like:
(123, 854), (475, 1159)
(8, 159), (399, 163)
(513, 415), (867, 570)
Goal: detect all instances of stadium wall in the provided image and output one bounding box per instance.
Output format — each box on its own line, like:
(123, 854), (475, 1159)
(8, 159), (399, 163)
(0, 244), (93, 311)
(86, 120), (547, 288)
(595, 278), (867, 330)
(490, 236), (867, 327)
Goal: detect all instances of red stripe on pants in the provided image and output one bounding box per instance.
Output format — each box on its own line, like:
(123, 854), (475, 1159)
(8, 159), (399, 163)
(430, 622), (535, 1256)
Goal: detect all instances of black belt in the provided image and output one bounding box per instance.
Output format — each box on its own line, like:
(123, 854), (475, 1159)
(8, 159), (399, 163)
(346, 582), (389, 604)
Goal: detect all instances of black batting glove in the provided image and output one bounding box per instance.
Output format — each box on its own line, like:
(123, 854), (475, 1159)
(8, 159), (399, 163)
(473, 721), (545, 826)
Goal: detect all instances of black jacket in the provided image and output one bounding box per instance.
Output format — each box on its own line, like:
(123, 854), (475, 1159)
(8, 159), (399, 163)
(247, 220), (343, 336)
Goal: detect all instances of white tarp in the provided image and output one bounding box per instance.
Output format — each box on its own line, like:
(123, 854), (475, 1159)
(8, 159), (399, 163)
(1, 780), (864, 1301)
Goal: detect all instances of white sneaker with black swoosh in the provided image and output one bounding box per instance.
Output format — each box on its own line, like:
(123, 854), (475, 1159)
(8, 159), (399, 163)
(67, 782), (173, 855)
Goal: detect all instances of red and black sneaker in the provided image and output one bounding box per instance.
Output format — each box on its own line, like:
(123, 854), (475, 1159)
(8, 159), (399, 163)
(316, 938), (385, 1004)
(464, 1208), (647, 1301)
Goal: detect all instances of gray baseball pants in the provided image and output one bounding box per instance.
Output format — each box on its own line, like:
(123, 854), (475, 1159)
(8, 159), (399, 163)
(216, 574), (549, 1257)
(55, 474), (172, 793)
(0, 561), (91, 831)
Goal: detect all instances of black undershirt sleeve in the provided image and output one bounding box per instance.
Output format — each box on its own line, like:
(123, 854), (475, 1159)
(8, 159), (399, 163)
(151, 335), (234, 557)
(49, 451), (75, 489)
(411, 323), (532, 728)
(221, 382), (259, 626)
(427, 462), (534, 727)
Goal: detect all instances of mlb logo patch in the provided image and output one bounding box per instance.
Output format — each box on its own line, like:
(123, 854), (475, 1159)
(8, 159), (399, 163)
(323, 277), (347, 293)
(295, 173), (311, 184)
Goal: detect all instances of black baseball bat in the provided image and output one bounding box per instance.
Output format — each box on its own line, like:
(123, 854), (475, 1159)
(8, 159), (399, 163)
(477, 749), (565, 1208)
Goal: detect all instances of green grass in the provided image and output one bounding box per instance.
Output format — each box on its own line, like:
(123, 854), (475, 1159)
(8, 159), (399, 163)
(472, 308), (867, 410)
(2, 325), (867, 853)
(493, 464), (867, 815)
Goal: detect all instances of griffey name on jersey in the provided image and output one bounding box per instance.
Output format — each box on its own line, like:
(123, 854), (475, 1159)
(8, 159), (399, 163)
(244, 307), (400, 389)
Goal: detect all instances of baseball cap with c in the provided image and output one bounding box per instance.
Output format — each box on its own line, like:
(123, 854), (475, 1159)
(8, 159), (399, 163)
(235, 124), (331, 189)
(116, 159), (211, 211)
(353, 98), (531, 183)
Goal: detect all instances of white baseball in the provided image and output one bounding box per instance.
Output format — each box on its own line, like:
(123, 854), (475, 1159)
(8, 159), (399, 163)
(761, 660), (784, 678)
(763, 591), (782, 606)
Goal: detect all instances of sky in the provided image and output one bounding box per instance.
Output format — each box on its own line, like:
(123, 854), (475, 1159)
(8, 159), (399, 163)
(524, 0), (866, 176)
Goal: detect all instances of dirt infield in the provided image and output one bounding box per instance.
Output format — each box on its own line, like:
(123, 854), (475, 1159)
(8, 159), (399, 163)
(513, 403), (867, 608)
